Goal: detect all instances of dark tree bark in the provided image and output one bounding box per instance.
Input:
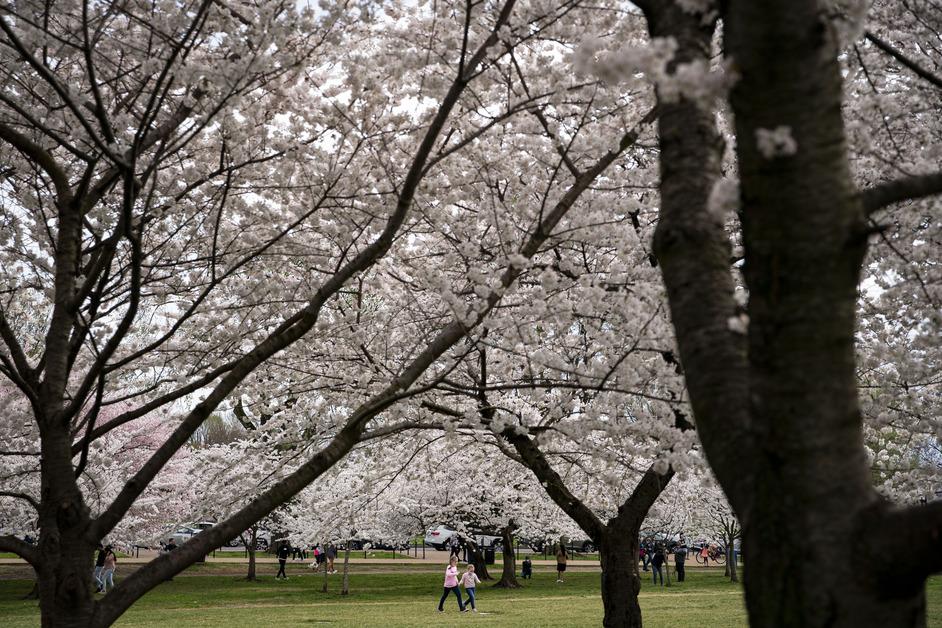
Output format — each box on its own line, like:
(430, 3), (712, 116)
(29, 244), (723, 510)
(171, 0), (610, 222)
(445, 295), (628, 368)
(341, 543), (351, 595)
(242, 528), (258, 581)
(645, 0), (942, 626)
(22, 570), (39, 600)
(321, 545), (329, 593)
(466, 540), (492, 581)
(598, 527), (642, 628)
(37, 431), (98, 628)
(493, 524), (520, 588)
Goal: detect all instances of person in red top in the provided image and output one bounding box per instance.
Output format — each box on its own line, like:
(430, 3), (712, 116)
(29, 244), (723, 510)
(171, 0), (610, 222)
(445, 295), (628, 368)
(436, 555), (465, 613)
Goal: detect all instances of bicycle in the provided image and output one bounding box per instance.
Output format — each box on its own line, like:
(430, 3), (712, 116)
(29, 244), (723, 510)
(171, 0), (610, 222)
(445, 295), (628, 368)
(694, 545), (726, 565)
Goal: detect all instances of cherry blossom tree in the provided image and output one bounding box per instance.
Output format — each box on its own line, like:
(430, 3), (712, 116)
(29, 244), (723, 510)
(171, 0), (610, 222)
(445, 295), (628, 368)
(0, 0), (664, 624)
(0, 384), (197, 549)
(599, 0), (942, 625)
(410, 172), (694, 625)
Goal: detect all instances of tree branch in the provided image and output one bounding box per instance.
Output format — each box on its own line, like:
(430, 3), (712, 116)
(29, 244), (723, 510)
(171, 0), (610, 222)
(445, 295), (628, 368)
(866, 500), (942, 594)
(0, 122), (72, 205)
(0, 534), (39, 567)
(645, 4), (752, 511)
(502, 428), (605, 540)
(89, 0), (521, 542)
(865, 31), (942, 90)
(862, 171), (942, 214)
(0, 490), (39, 511)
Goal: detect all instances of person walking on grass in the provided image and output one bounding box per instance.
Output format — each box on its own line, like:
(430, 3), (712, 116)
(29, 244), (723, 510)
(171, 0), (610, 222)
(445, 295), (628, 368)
(100, 545), (117, 592)
(555, 545), (568, 583)
(437, 555), (465, 613)
(276, 542), (290, 579)
(461, 564), (481, 612)
(651, 544), (665, 586)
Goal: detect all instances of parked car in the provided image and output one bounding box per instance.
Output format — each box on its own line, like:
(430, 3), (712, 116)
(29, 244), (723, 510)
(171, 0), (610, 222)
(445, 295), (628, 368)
(423, 524), (501, 550)
(640, 530), (684, 550)
(347, 539), (410, 551)
(225, 529), (271, 550)
(558, 537), (595, 553)
(165, 521), (216, 546)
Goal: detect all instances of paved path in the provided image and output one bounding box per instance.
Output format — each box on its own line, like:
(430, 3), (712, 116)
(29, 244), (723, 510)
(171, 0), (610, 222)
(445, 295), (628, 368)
(0, 548), (600, 566)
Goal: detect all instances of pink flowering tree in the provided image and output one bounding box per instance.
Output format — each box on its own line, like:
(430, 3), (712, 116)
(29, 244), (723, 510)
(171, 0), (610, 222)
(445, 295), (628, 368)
(0, 0), (666, 624)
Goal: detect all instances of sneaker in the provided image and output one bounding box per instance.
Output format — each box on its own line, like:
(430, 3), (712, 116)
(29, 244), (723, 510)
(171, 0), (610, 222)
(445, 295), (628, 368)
(472, 609), (478, 613)
(437, 609), (444, 613)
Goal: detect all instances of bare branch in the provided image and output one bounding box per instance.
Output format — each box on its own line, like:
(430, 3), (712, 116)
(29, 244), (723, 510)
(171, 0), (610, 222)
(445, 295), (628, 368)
(862, 171), (942, 214)
(0, 123), (72, 205)
(501, 427), (605, 541)
(0, 534), (39, 567)
(865, 31), (942, 90)
(0, 490), (40, 511)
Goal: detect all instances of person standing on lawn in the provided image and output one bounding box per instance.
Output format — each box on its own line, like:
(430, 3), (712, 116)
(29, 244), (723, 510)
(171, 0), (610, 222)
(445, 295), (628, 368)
(460, 564), (481, 612)
(651, 544), (665, 586)
(100, 545), (117, 592)
(93, 544), (106, 592)
(276, 542), (290, 579)
(326, 543), (338, 574)
(555, 545), (568, 583)
(674, 544), (687, 582)
(437, 555), (465, 613)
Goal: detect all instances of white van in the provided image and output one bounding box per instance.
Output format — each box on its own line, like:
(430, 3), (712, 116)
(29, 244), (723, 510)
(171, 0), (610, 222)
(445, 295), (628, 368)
(423, 524), (501, 550)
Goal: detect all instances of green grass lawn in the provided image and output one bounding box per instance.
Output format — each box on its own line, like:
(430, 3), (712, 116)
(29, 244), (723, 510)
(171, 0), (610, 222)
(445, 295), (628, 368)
(1, 568), (939, 627)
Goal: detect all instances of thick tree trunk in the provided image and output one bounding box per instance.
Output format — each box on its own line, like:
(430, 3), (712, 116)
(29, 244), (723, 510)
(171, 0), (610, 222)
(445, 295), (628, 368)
(466, 541), (491, 580)
(647, 0), (937, 625)
(243, 529), (257, 581)
(321, 549), (329, 593)
(727, 543), (738, 583)
(722, 2), (925, 626)
(493, 526), (520, 588)
(341, 544), (351, 595)
(38, 429), (97, 628)
(598, 530), (642, 628)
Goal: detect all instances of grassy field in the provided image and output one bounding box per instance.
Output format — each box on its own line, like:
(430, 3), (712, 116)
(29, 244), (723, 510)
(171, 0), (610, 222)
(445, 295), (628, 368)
(1, 566), (939, 627)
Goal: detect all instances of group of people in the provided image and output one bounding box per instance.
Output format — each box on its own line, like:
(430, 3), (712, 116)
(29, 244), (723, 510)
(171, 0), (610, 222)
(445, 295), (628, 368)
(437, 555), (482, 613)
(437, 544), (571, 613)
(639, 540), (687, 585)
(277, 542), (338, 579)
(93, 544), (118, 593)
